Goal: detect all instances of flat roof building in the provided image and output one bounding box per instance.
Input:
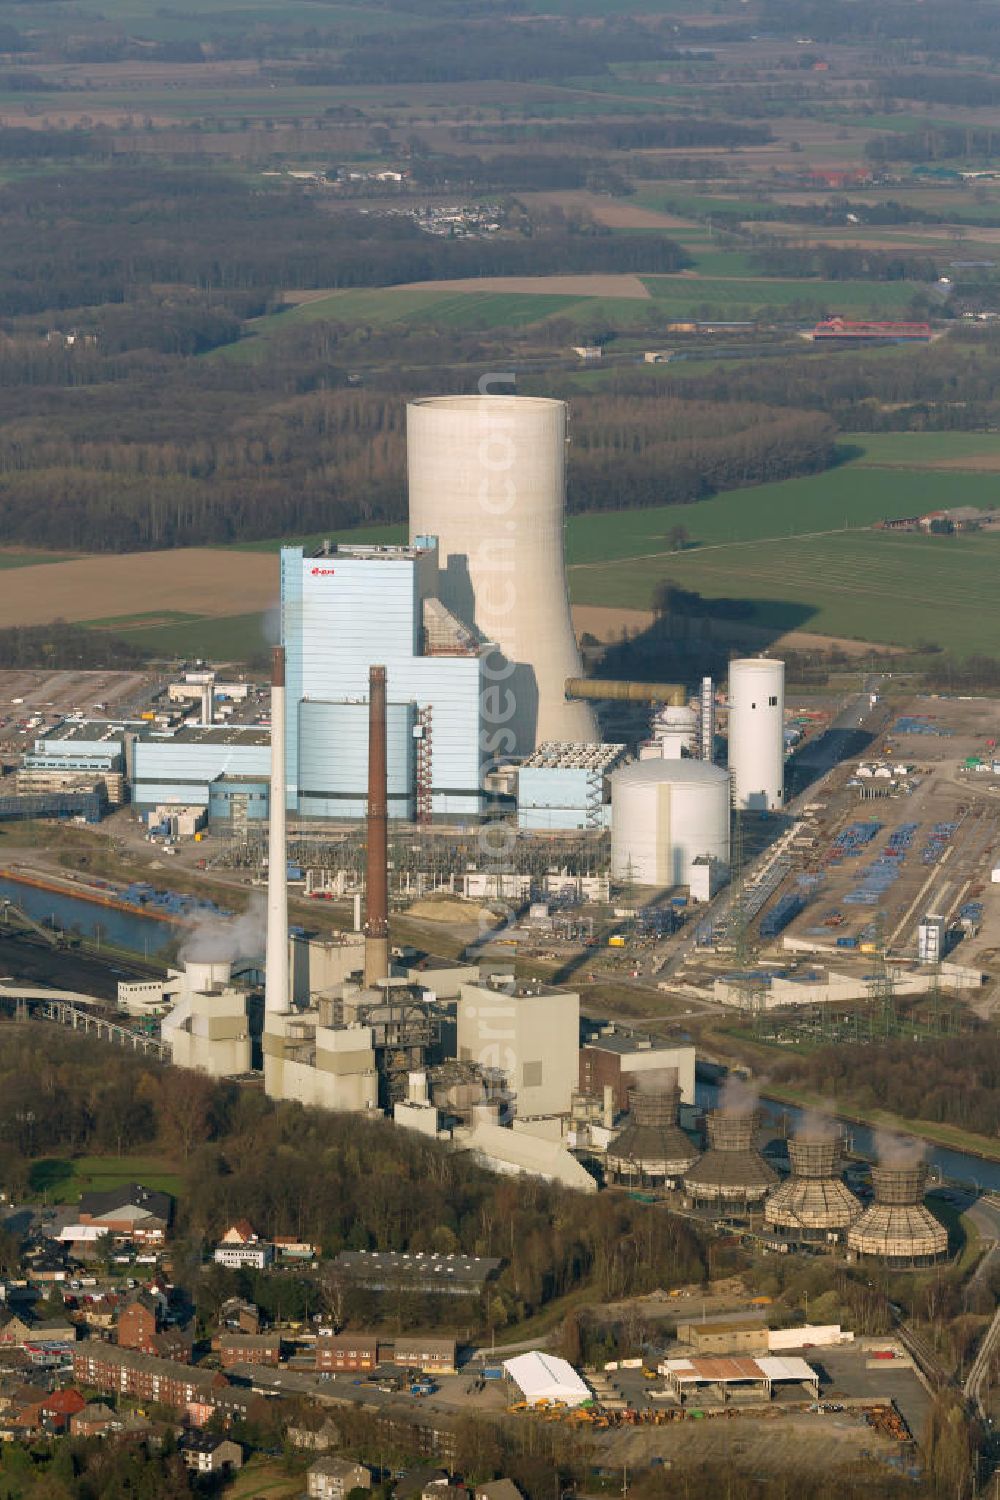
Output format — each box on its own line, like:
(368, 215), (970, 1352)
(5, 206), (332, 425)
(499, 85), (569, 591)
(458, 980), (580, 1117)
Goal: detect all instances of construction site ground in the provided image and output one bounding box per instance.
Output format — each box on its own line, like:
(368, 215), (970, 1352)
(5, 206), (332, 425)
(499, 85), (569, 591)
(597, 1405), (900, 1476)
(771, 693), (1000, 970)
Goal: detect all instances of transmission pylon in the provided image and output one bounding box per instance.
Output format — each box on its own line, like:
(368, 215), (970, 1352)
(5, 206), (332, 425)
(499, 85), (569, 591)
(866, 912), (896, 1038)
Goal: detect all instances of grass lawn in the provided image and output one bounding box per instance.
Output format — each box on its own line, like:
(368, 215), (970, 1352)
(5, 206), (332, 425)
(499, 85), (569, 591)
(29, 1154), (184, 1201)
(0, 550), (80, 569)
(223, 1456), (311, 1500)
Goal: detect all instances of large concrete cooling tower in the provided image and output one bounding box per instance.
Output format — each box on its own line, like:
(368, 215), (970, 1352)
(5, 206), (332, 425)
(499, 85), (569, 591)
(407, 394), (597, 753)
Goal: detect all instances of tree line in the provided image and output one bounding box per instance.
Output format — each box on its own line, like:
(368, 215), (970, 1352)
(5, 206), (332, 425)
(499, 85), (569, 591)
(0, 363), (836, 550)
(768, 1032), (1000, 1138)
(0, 1025), (706, 1331)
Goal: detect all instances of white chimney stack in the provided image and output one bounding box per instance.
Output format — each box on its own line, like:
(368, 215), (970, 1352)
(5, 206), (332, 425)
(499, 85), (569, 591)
(264, 646), (290, 1019)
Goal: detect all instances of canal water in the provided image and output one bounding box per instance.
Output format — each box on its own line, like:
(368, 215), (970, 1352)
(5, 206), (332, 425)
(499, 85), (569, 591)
(697, 1074), (1000, 1194)
(0, 875), (175, 958)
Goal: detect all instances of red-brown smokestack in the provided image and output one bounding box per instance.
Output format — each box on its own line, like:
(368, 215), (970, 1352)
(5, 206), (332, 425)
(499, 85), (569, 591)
(364, 664), (389, 987)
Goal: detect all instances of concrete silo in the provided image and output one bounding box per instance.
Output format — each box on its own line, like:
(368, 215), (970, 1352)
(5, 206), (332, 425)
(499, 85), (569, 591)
(727, 658), (785, 811)
(407, 394), (597, 753)
(610, 759), (730, 887)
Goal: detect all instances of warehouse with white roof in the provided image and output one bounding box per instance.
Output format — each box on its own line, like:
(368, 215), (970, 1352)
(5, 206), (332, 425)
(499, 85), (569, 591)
(503, 1351), (592, 1407)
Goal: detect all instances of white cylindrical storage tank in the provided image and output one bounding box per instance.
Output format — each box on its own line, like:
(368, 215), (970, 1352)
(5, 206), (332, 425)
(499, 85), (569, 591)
(727, 657), (785, 811)
(407, 394), (597, 753)
(611, 760), (730, 887)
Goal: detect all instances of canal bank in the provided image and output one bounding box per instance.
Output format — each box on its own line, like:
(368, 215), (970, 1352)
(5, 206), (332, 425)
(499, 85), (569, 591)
(0, 873), (177, 958)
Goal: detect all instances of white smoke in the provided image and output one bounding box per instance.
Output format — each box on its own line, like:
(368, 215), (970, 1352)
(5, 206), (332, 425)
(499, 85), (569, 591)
(261, 602), (281, 646)
(798, 1107), (840, 1144)
(720, 1074), (758, 1117)
(874, 1130), (926, 1170)
(180, 894), (266, 964)
(632, 1067), (679, 1095)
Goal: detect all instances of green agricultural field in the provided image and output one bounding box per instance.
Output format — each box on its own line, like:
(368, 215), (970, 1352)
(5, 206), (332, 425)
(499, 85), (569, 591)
(112, 611), (270, 661)
(223, 288), (588, 357)
(570, 527), (1000, 654)
(28, 1154), (183, 1202)
(0, 549), (79, 569)
(568, 462), (1000, 562)
(641, 274), (920, 315)
(845, 431), (1000, 467)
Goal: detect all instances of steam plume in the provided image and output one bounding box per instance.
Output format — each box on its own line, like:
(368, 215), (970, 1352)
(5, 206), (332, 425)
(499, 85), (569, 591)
(874, 1130), (926, 1170)
(798, 1107), (840, 1143)
(181, 894), (266, 964)
(719, 1075), (758, 1116)
(632, 1067), (679, 1095)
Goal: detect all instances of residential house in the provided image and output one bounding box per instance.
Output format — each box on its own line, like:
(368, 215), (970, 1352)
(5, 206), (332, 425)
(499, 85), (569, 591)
(272, 1235), (317, 1261)
(393, 1469), (449, 1500)
(0, 1313), (33, 1347)
(287, 1417), (342, 1452)
(315, 1333), (379, 1373)
(391, 1337), (456, 1375)
(476, 1481), (523, 1500)
(179, 1432), (243, 1475)
(39, 1388), (87, 1434)
(72, 1344), (228, 1413)
(214, 1241), (273, 1271)
(220, 1220), (258, 1245)
(117, 1294), (191, 1363)
(219, 1297), (260, 1335)
(218, 1332), (281, 1368)
(70, 1402), (123, 1438)
(307, 1455), (372, 1500)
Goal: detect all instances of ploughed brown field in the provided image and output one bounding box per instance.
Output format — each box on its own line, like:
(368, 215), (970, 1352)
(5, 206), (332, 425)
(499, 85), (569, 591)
(0, 548), (279, 629)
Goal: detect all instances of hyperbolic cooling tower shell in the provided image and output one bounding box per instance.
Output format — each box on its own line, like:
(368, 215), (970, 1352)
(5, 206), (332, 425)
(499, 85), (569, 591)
(610, 759), (731, 887)
(407, 395), (597, 753)
(683, 1109), (778, 1203)
(763, 1130), (862, 1236)
(727, 658), (786, 812)
(847, 1162), (947, 1264)
(605, 1081), (699, 1182)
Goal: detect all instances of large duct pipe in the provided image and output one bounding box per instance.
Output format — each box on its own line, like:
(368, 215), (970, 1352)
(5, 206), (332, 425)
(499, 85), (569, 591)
(364, 664), (390, 988)
(565, 677), (687, 706)
(264, 646), (290, 1020)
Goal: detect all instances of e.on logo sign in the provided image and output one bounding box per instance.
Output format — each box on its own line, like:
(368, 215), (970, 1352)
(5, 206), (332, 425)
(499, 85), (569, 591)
(311, 567), (336, 577)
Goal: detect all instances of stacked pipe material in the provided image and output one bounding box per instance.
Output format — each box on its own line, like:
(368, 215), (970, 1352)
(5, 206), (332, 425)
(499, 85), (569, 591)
(683, 1108), (778, 1206)
(764, 1130), (862, 1241)
(606, 1074), (699, 1184)
(847, 1163), (947, 1266)
(264, 646), (290, 1020)
(364, 664), (390, 989)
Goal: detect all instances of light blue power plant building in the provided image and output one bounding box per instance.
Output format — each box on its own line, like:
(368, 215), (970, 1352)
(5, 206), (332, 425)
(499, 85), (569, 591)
(280, 536), (485, 820)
